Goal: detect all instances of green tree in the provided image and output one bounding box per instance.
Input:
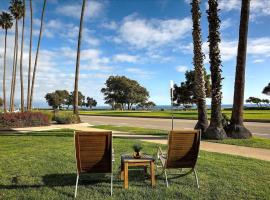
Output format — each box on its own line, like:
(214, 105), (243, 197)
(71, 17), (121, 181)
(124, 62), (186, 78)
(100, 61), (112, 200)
(204, 0), (226, 140)
(68, 91), (85, 108)
(85, 97), (97, 110)
(26, 0), (33, 110)
(246, 97), (262, 107)
(137, 101), (156, 110)
(227, 0), (252, 139)
(19, 0), (26, 112)
(191, 0), (209, 134)
(262, 83), (270, 96)
(73, 0), (86, 115)
(101, 76), (149, 110)
(9, 0), (24, 112)
(29, 0), (47, 109)
(44, 90), (69, 110)
(0, 11), (13, 113)
(173, 70), (211, 107)
(261, 99), (269, 107)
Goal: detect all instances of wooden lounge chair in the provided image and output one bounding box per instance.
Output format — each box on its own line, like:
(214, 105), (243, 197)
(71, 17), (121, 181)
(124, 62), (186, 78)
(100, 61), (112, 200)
(74, 131), (114, 198)
(156, 130), (201, 188)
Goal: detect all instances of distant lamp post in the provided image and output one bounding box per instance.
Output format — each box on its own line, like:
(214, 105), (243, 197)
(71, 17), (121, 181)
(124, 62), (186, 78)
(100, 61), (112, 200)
(170, 80), (174, 130)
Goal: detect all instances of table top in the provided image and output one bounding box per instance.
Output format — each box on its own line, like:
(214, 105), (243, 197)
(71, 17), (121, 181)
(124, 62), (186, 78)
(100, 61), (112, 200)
(121, 154), (155, 163)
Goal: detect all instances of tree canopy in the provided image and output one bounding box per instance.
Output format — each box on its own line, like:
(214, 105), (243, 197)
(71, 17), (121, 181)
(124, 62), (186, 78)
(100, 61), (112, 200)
(85, 97), (97, 109)
(262, 83), (270, 96)
(173, 69), (211, 107)
(101, 76), (150, 110)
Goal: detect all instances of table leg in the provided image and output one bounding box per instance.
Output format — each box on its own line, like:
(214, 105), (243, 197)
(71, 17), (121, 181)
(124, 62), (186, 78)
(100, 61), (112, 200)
(124, 162), (129, 189)
(150, 161), (155, 187)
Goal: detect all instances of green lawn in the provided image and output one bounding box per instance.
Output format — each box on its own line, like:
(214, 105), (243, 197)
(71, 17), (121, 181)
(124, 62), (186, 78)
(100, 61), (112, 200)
(0, 129), (269, 200)
(79, 109), (270, 122)
(93, 125), (270, 150)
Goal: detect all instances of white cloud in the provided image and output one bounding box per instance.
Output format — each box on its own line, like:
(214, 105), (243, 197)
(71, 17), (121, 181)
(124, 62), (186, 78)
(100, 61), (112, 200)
(176, 65), (188, 73)
(101, 21), (118, 30)
(113, 54), (138, 63)
(218, 0), (270, 18)
(117, 14), (192, 49)
(56, 1), (104, 19)
(253, 59), (265, 63)
(125, 67), (153, 79)
(221, 18), (233, 30)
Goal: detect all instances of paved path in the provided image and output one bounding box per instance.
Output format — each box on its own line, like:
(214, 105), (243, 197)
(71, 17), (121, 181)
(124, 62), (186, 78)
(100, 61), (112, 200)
(2, 123), (269, 162)
(80, 115), (270, 138)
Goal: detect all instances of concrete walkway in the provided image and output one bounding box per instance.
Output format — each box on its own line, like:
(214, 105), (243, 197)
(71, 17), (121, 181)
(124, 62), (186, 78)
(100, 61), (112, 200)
(1, 123), (270, 162)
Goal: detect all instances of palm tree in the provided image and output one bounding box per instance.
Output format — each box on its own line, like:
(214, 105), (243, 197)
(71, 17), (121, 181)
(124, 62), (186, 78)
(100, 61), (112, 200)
(204, 0), (226, 140)
(9, 0), (24, 112)
(0, 12), (13, 113)
(26, 0), (32, 110)
(227, 0), (252, 139)
(74, 0), (86, 115)
(191, 0), (209, 135)
(19, 0), (26, 112)
(29, 0), (47, 109)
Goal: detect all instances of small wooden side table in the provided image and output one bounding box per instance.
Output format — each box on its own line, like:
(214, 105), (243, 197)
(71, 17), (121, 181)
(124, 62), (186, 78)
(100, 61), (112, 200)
(120, 154), (155, 189)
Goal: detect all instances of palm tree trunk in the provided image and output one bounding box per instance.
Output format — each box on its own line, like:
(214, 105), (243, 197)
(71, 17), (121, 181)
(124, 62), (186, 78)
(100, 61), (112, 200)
(227, 0), (252, 139)
(73, 0), (86, 115)
(29, 0), (47, 109)
(10, 19), (18, 112)
(3, 29), (8, 113)
(19, 0), (26, 112)
(205, 0), (226, 140)
(27, 0), (33, 111)
(191, 0), (209, 135)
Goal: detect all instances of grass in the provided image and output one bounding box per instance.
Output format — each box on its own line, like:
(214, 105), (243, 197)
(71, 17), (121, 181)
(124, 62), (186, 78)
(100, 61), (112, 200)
(79, 109), (270, 122)
(93, 125), (270, 149)
(0, 129), (269, 199)
(92, 125), (167, 136)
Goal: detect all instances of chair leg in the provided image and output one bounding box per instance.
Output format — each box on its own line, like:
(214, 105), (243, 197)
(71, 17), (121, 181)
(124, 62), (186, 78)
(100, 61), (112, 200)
(193, 168), (199, 189)
(74, 174), (79, 198)
(110, 173), (113, 196)
(164, 169), (169, 188)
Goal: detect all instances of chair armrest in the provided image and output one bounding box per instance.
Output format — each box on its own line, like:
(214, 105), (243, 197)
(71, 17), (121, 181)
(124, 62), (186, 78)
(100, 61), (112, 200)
(157, 146), (166, 159)
(112, 148), (115, 162)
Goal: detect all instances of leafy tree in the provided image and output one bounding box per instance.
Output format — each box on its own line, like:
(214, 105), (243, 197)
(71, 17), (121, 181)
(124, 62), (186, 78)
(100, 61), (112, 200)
(173, 70), (211, 107)
(261, 99), (269, 106)
(85, 97), (97, 110)
(0, 11), (13, 113)
(29, 0), (47, 109)
(73, 0), (86, 115)
(246, 97), (262, 107)
(228, 0), (251, 139)
(44, 90), (69, 110)
(9, 0), (24, 112)
(191, 0), (209, 134)
(205, 0), (226, 140)
(137, 101), (156, 110)
(101, 76), (149, 110)
(262, 83), (270, 96)
(0, 97), (3, 108)
(68, 91), (85, 108)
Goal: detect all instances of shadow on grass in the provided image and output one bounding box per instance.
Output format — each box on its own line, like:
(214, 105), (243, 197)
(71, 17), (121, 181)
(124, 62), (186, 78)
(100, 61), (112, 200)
(0, 129), (74, 137)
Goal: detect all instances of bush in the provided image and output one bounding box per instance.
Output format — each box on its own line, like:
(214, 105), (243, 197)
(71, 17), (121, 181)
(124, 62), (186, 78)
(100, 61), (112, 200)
(54, 113), (81, 124)
(33, 110), (53, 122)
(222, 113), (230, 130)
(0, 112), (50, 128)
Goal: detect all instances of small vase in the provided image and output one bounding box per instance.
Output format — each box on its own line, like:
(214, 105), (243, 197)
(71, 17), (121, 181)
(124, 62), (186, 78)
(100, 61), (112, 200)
(133, 151), (141, 159)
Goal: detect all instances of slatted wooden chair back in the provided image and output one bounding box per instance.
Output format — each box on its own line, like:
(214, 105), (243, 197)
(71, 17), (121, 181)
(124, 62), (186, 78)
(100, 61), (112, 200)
(166, 130), (200, 169)
(74, 131), (112, 174)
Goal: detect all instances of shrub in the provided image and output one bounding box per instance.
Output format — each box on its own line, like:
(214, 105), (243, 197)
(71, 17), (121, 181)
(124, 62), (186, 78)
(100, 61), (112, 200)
(54, 113), (81, 124)
(0, 112), (50, 128)
(33, 110), (53, 122)
(222, 113), (230, 130)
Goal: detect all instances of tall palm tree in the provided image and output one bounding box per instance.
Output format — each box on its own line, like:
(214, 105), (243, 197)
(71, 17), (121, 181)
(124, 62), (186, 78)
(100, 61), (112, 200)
(27, 0), (32, 110)
(191, 0), (209, 135)
(19, 0), (26, 112)
(227, 0), (252, 139)
(0, 12), (13, 113)
(205, 0), (226, 140)
(74, 0), (86, 115)
(29, 0), (47, 109)
(9, 0), (24, 112)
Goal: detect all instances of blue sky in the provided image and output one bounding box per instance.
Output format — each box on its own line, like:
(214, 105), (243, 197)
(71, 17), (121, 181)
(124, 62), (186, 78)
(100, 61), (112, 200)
(0, 0), (270, 107)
